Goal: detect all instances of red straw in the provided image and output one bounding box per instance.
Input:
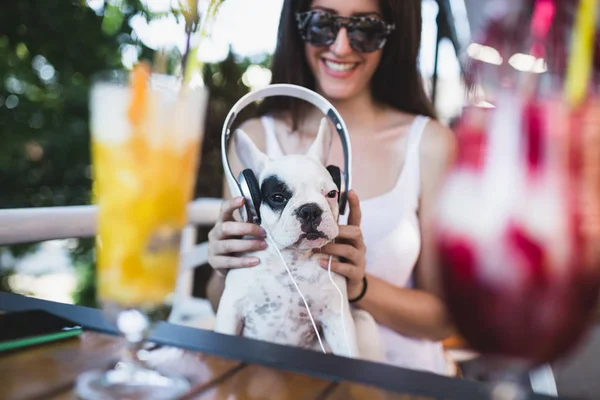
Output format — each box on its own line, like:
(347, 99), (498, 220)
(530, 0), (556, 59)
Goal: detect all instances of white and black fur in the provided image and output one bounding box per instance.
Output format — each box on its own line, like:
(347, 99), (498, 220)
(214, 118), (382, 362)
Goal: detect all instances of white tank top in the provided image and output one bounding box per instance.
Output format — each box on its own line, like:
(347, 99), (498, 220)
(260, 115), (449, 375)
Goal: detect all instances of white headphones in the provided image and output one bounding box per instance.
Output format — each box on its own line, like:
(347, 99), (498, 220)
(221, 83), (352, 224)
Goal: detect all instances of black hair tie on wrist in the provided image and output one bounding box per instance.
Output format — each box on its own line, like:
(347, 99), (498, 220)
(349, 276), (368, 303)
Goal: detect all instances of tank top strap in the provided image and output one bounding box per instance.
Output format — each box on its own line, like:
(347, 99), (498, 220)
(406, 116), (430, 157)
(403, 115), (430, 207)
(260, 115), (285, 158)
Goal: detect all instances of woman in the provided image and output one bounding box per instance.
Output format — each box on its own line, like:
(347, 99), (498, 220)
(206, 0), (458, 375)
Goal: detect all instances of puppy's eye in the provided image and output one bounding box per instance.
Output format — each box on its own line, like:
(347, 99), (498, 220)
(270, 194), (287, 204)
(326, 190), (338, 199)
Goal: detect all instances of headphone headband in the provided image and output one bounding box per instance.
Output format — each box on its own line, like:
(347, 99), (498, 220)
(221, 83), (352, 217)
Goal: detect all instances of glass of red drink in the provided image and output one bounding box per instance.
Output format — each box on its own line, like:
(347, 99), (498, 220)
(434, 0), (600, 397)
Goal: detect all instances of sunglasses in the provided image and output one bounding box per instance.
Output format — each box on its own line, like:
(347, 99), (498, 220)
(295, 10), (395, 53)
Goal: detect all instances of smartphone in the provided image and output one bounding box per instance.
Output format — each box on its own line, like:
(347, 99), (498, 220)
(0, 309), (83, 353)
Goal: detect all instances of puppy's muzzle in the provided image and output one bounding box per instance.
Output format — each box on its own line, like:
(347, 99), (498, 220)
(295, 203), (325, 239)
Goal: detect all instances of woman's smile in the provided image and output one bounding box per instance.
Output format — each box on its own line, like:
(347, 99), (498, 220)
(320, 58), (360, 78)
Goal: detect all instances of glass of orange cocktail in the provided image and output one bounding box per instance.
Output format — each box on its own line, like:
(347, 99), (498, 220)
(76, 64), (208, 399)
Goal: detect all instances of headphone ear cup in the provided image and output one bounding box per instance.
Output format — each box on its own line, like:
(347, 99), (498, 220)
(338, 170), (348, 215)
(326, 165), (341, 192)
(241, 169), (262, 224)
(327, 165), (349, 215)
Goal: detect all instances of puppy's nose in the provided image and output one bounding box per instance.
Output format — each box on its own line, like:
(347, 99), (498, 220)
(296, 203), (322, 222)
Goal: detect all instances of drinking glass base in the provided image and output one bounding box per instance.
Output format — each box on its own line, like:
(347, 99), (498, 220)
(75, 365), (191, 400)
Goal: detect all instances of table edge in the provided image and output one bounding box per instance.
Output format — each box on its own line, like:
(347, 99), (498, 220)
(0, 292), (566, 400)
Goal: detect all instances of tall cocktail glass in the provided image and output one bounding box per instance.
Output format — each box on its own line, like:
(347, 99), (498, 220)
(75, 65), (208, 399)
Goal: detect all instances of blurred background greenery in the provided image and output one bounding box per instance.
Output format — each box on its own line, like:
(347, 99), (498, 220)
(0, 0), (270, 307)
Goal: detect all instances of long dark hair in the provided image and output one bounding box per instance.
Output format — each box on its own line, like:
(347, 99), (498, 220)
(258, 0), (437, 129)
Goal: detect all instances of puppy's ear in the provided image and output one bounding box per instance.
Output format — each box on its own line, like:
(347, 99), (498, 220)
(233, 128), (269, 177)
(306, 117), (332, 165)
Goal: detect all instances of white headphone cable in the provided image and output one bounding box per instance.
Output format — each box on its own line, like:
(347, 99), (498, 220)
(326, 238), (353, 356)
(263, 227), (327, 354)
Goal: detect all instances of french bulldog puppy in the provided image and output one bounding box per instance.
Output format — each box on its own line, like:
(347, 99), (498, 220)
(214, 117), (382, 362)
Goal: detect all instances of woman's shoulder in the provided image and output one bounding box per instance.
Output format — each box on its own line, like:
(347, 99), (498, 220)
(235, 112), (294, 149)
(416, 117), (458, 194)
(383, 107), (457, 183)
(419, 118), (457, 164)
(235, 117), (269, 152)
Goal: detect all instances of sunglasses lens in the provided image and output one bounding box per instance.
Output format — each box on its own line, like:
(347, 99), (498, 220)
(305, 12), (337, 46)
(348, 20), (388, 52)
(298, 11), (391, 53)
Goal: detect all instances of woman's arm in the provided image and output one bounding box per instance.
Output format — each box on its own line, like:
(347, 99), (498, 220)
(353, 274), (453, 341)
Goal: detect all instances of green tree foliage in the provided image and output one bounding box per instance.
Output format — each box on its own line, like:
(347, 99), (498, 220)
(0, 0), (154, 304)
(0, 0), (153, 209)
(0, 0), (271, 305)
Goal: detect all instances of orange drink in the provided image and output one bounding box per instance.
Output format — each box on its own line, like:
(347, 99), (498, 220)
(90, 65), (207, 309)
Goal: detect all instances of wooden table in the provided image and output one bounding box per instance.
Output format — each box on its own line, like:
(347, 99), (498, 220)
(0, 292), (566, 400)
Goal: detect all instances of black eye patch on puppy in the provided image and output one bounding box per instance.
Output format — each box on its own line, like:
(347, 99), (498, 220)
(261, 175), (294, 214)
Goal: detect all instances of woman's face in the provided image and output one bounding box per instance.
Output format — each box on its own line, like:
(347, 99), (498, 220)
(304, 0), (384, 102)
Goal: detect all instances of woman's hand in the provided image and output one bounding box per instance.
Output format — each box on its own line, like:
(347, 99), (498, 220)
(318, 190), (367, 300)
(207, 196), (268, 276)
